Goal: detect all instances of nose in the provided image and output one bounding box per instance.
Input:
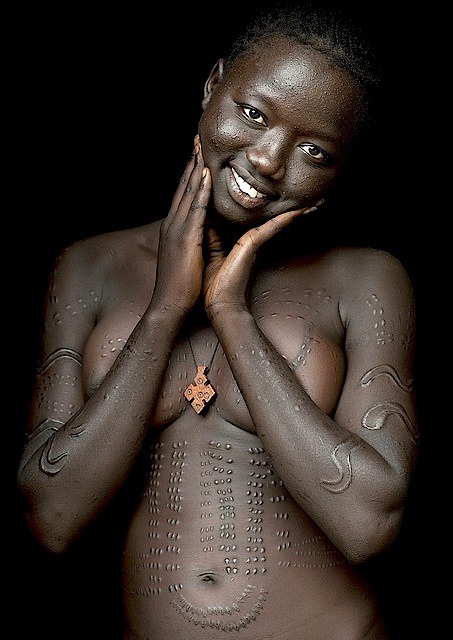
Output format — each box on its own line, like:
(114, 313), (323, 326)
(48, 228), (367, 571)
(245, 132), (287, 181)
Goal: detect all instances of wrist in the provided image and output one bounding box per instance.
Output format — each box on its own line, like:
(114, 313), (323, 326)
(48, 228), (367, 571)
(207, 302), (251, 329)
(146, 299), (188, 329)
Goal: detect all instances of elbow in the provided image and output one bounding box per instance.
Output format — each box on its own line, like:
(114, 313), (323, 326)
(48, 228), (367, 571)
(25, 514), (77, 555)
(331, 464), (413, 565)
(22, 501), (84, 555)
(338, 507), (403, 565)
(20, 496), (82, 555)
(17, 475), (82, 555)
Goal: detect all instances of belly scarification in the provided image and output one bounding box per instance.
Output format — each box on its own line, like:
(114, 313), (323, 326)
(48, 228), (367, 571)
(121, 421), (369, 639)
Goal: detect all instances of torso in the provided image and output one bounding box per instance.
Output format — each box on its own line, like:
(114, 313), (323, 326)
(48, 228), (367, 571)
(80, 224), (387, 639)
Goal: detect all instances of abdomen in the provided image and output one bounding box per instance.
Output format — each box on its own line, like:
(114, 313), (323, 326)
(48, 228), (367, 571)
(122, 418), (383, 640)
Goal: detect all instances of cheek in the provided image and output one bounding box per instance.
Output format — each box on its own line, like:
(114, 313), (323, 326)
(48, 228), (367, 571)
(285, 165), (337, 204)
(199, 108), (241, 162)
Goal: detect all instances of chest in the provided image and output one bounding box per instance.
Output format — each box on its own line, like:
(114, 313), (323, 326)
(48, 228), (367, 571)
(82, 268), (346, 431)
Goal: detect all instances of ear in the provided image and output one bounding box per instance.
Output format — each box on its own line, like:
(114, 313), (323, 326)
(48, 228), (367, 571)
(201, 59), (224, 110)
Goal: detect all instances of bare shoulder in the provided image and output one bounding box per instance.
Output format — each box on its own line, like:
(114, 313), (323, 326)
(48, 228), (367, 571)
(328, 245), (413, 300)
(324, 245), (412, 287)
(60, 220), (161, 267)
(322, 246), (416, 350)
(264, 244), (413, 294)
(315, 244), (415, 314)
(261, 244), (415, 327)
(53, 220), (163, 284)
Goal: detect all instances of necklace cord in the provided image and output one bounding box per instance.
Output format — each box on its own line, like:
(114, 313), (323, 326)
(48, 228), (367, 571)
(187, 335), (220, 372)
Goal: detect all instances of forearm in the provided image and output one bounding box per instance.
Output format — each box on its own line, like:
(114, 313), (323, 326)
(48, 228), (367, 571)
(212, 309), (402, 561)
(18, 304), (184, 552)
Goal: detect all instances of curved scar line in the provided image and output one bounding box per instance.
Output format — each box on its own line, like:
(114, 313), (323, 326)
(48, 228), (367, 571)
(320, 437), (360, 494)
(38, 348), (82, 374)
(41, 437), (68, 474)
(40, 422), (86, 475)
(362, 401), (419, 442)
(19, 418), (64, 475)
(360, 365), (413, 392)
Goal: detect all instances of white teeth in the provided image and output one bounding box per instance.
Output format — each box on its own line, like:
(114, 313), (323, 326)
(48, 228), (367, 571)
(232, 168), (266, 199)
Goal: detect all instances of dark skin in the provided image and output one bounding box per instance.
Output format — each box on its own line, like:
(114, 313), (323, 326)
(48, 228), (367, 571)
(18, 36), (418, 639)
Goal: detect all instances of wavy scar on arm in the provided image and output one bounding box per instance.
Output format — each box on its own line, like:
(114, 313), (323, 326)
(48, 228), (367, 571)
(319, 362), (419, 494)
(19, 415), (87, 476)
(19, 348), (86, 476)
(319, 435), (361, 494)
(37, 348), (83, 374)
(360, 364), (419, 443)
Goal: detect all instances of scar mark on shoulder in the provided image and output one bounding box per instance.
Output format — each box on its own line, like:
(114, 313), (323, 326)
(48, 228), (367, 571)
(320, 436), (360, 494)
(362, 401), (419, 442)
(360, 365), (413, 392)
(38, 348), (82, 374)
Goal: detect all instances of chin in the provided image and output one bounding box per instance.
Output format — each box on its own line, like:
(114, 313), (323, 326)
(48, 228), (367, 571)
(211, 193), (268, 229)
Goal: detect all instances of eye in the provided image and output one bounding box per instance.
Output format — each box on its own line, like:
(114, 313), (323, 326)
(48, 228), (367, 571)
(300, 143), (329, 163)
(242, 105), (267, 126)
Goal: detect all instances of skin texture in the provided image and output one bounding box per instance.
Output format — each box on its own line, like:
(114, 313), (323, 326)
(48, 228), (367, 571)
(17, 33), (417, 640)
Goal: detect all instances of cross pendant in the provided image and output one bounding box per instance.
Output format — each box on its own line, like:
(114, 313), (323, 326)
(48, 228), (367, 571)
(184, 365), (216, 414)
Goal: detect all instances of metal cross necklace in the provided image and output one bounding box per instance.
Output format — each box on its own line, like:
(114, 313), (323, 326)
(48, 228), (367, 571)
(184, 335), (220, 414)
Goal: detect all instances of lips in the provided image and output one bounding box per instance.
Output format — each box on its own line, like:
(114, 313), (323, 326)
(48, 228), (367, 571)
(231, 168), (267, 199)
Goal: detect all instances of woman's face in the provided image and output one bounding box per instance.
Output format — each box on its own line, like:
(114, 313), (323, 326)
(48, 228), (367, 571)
(199, 35), (366, 227)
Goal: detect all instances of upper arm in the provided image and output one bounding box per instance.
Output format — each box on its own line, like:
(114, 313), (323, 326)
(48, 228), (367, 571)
(335, 249), (418, 486)
(27, 242), (102, 434)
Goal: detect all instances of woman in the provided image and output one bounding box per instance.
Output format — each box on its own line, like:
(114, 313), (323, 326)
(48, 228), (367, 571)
(17, 2), (418, 638)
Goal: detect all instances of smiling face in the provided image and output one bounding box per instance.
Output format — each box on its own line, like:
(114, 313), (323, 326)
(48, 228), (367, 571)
(198, 35), (367, 227)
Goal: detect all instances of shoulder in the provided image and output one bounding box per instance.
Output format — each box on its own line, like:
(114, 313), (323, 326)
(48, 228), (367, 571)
(326, 246), (416, 345)
(325, 245), (412, 286)
(262, 244), (415, 321)
(327, 245), (414, 300)
(316, 244), (414, 308)
(265, 244), (412, 290)
(53, 220), (162, 284)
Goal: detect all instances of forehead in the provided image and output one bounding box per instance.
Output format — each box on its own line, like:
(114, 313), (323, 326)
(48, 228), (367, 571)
(225, 35), (364, 131)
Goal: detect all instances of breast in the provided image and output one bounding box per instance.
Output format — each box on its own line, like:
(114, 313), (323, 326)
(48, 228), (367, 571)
(82, 269), (345, 429)
(150, 334), (259, 432)
(81, 309), (143, 398)
(145, 323), (344, 432)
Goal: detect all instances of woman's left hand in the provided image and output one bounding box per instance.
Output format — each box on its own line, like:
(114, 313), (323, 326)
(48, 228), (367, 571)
(203, 208), (315, 320)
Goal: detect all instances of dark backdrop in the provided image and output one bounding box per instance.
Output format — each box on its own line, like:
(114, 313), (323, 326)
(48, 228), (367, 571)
(9, 3), (435, 638)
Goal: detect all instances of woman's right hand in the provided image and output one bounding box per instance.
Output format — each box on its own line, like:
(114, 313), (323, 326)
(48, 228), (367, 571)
(151, 136), (212, 314)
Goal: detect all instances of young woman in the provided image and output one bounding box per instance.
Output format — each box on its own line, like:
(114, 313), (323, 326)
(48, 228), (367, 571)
(18, 2), (418, 638)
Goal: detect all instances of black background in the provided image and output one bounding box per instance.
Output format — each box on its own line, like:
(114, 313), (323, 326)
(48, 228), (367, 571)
(9, 2), (436, 638)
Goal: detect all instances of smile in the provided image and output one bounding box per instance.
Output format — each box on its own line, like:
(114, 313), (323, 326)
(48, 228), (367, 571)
(231, 168), (267, 199)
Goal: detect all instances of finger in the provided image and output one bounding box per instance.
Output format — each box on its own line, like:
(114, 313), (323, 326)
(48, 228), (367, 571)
(168, 139), (205, 218)
(182, 167), (212, 240)
(240, 204), (321, 251)
(170, 144), (198, 209)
